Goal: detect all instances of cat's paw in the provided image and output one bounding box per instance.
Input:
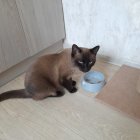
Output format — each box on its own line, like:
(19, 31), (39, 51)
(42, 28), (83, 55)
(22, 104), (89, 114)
(56, 90), (65, 97)
(69, 87), (78, 93)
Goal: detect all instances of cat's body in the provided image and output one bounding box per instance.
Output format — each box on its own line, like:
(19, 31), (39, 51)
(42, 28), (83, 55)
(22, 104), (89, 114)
(25, 48), (77, 100)
(0, 44), (100, 101)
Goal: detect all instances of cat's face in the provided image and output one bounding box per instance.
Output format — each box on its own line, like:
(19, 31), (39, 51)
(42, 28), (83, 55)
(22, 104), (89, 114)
(71, 44), (100, 72)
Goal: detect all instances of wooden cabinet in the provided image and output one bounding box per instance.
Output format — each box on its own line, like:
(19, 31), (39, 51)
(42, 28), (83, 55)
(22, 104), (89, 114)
(0, 0), (65, 73)
(0, 0), (29, 71)
(0, 46), (6, 73)
(16, 0), (65, 56)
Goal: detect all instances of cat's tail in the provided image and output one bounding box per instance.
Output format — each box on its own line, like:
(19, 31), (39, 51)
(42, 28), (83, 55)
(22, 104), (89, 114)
(0, 89), (32, 102)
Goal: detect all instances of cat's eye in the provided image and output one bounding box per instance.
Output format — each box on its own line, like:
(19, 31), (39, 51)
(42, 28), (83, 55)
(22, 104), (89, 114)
(78, 61), (83, 64)
(89, 61), (93, 64)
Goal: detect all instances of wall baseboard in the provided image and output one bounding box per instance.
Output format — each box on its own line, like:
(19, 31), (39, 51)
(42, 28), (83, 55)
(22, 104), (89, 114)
(97, 54), (140, 69)
(123, 60), (140, 69)
(97, 54), (123, 66)
(0, 40), (63, 87)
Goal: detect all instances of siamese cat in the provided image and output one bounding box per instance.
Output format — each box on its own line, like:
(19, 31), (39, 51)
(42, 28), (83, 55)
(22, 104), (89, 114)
(0, 44), (100, 102)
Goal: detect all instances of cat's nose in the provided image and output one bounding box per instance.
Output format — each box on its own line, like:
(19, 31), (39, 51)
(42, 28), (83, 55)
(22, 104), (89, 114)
(83, 67), (89, 72)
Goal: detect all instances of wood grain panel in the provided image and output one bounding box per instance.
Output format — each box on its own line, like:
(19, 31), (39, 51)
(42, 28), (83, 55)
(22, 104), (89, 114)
(1, 61), (140, 140)
(0, 69), (140, 140)
(0, 0), (29, 70)
(16, 0), (65, 56)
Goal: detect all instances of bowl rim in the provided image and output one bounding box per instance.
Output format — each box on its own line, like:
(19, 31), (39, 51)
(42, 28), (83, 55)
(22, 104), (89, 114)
(83, 71), (105, 85)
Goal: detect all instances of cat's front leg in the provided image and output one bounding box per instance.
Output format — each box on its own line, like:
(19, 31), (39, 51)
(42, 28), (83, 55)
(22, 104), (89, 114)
(62, 77), (78, 93)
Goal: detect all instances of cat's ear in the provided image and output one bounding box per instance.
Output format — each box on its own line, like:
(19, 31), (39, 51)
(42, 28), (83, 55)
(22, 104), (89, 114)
(90, 45), (100, 55)
(71, 44), (81, 57)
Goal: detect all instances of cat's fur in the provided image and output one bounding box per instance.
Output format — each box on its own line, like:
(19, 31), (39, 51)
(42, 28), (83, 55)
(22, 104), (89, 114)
(0, 44), (100, 101)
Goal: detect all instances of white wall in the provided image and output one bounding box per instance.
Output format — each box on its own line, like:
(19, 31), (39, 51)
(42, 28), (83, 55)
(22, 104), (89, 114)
(62, 0), (140, 67)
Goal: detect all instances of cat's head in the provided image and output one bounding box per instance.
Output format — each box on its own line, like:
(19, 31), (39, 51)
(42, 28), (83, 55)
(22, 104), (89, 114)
(71, 44), (100, 72)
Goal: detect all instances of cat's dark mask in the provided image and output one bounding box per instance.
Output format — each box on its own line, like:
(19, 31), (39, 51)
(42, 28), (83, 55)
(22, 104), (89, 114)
(71, 44), (100, 72)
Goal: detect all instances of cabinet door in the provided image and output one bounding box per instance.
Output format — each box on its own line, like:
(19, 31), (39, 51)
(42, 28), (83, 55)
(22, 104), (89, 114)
(16, 0), (65, 56)
(0, 46), (6, 73)
(0, 0), (29, 70)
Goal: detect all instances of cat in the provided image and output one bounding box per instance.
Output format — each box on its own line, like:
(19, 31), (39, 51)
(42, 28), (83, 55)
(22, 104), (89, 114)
(0, 44), (100, 101)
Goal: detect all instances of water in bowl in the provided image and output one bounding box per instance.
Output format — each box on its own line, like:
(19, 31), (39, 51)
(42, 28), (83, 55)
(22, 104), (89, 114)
(85, 77), (101, 84)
